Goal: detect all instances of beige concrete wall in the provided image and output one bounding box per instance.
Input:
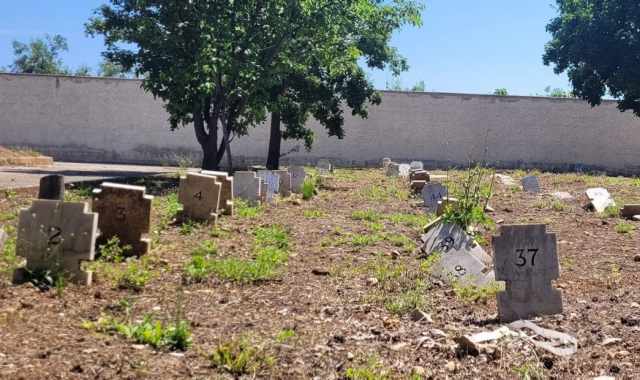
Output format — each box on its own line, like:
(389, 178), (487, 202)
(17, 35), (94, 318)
(1, 73), (639, 174)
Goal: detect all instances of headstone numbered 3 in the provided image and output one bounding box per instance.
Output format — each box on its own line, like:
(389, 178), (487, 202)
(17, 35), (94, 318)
(257, 170), (280, 203)
(14, 200), (98, 285)
(422, 183), (448, 213)
(178, 173), (222, 222)
(493, 224), (563, 322)
(92, 183), (153, 256)
(201, 170), (235, 215)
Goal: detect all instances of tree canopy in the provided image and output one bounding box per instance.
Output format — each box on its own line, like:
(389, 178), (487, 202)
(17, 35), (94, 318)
(544, 0), (640, 116)
(10, 34), (69, 74)
(87, 0), (423, 169)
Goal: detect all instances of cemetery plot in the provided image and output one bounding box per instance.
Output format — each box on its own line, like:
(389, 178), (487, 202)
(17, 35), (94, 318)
(0, 170), (639, 379)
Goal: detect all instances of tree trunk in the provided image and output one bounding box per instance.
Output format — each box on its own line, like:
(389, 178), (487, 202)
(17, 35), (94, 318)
(201, 137), (219, 170)
(266, 112), (282, 170)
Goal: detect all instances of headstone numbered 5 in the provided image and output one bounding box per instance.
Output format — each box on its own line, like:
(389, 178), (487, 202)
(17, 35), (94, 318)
(493, 224), (563, 322)
(14, 200), (98, 285)
(92, 183), (153, 256)
(422, 183), (448, 213)
(178, 173), (222, 222)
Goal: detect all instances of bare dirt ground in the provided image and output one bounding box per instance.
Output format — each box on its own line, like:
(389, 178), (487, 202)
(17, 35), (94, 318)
(0, 168), (639, 379)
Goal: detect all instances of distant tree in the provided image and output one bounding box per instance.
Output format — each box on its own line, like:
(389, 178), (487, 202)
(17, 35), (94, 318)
(97, 59), (134, 78)
(543, 86), (572, 98)
(10, 34), (69, 74)
(544, 0), (640, 115)
(386, 76), (403, 91)
(74, 65), (92, 76)
(411, 80), (426, 92)
(493, 88), (508, 96)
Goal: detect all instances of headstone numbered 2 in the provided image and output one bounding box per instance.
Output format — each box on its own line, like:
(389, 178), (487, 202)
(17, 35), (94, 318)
(422, 183), (448, 213)
(493, 224), (563, 322)
(178, 173), (222, 222)
(14, 200), (98, 285)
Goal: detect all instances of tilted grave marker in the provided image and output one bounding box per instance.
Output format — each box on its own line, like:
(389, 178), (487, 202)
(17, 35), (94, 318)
(178, 173), (221, 222)
(316, 159), (332, 175)
(493, 224), (563, 322)
(92, 183), (153, 256)
(521, 176), (541, 194)
(410, 161), (424, 171)
(233, 171), (262, 204)
(422, 183), (448, 213)
(257, 170), (280, 203)
(585, 188), (615, 213)
(274, 170), (292, 197)
(14, 200), (98, 285)
(201, 170), (235, 215)
(422, 223), (494, 286)
(38, 174), (65, 200)
(386, 163), (400, 177)
(288, 166), (306, 193)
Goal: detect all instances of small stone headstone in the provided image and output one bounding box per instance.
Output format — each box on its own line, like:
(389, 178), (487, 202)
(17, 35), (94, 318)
(201, 170), (234, 215)
(274, 170), (292, 197)
(552, 191), (574, 201)
(92, 183), (153, 256)
(620, 204), (640, 219)
(288, 166), (306, 193)
(316, 159), (332, 175)
(521, 176), (540, 194)
(233, 171), (262, 204)
(585, 188), (615, 213)
(410, 161), (424, 171)
(178, 173), (221, 222)
(422, 223), (494, 286)
(422, 183), (448, 213)
(14, 200), (98, 285)
(495, 174), (516, 187)
(257, 170), (280, 203)
(386, 163), (400, 177)
(382, 157), (392, 169)
(399, 164), (411, 177)
(38, 174), (65, 200)
(410, 170), (430, 182)
(493, 224), (563, 322)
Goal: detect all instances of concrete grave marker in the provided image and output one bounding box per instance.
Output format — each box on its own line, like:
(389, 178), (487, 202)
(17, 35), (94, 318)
(14, 200), (98, 285)
(38, 174), (65, 200)
(201, 170), (234, 215)
(0, 228), (7, 253)
(410, 161), (424, 171)
(178, 173), (221, 222)
(620, 204), (640, 219)
(316, 159), (332, 175)
(382, 157), (392, 169)
(521, 176), (541, 194)
(386, 163), (400, 177)
(422, 183), (448, 213)
(411, 180), (427, 194)
(493, 224), (563, 322)
(399, 164), (411, 177)
(422, 223), (494, 286)
(92, 183), (153, 256)
(585, 188), (615, 213)
(233, 171), (262, 204)
(274, 170), (292, 197)
(410, 170), (430, 182)
(260, 181), (268, 203)
(257, 170), (280, 202)
(495, 174), (517, 187)
(288, 166), (306, 193)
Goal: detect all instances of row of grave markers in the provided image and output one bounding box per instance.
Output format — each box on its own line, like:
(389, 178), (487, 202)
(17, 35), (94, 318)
(10, 165), (309, 286)
(383, 158), (563, 322)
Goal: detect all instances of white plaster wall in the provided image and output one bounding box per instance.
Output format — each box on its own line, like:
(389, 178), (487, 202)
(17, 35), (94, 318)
(1, 73), (639, 174)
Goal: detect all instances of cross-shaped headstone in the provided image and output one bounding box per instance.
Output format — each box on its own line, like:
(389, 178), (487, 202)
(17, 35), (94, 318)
(178, 173), (221, 222)
(233, 171), (262, 204)
(386, 163), (400, 177)
(493, 224), (563, 322)
(521, 176), (541, 194)
(257, 170), (280, 203)
(316, 159), (332, 175)
(274, 170), (292, 197)
(398, 164), (411, 177)
(422, 223), (494, 286)
(92, 182), (153, 256)
(14, 200), (98, 285)
(422, 183), (448, 213)
(201, 170), (235, 215)
(288, 166), (306, 193)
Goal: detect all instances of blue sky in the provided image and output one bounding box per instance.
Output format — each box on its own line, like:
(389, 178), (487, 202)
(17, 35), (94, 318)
(0, 0), (569, 96)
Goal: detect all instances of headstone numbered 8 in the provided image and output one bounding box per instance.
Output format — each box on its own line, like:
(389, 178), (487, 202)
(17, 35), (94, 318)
(492, 224), (563, 322)
(422, 183), (448, 213)
(178, 173), (222, 222)
(14, 200), (98, 285)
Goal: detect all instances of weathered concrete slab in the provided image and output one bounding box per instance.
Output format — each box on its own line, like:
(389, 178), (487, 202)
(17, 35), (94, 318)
(38, 174), (65, 200)
(521, 176), (541, 194)
(233, 171), (262, 204)
(422, 183), (448, 213)
(493, 224), (563, 322)
(14, 200), (98, 285)
(386, 162), (400, 177)
(274, 170), (292, 197)
(382, 157), (392, 169)
(201, 170), (234, 215)
(552, 191), (574, 201)
(178, 173), (221, 222)
(399, 164), (411, 177)
(92, 182), (153, 256)
(585, 188), (615, 213)
(288, 166), (306, 193)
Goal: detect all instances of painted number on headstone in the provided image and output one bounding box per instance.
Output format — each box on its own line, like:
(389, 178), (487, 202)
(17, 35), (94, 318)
(422, 183), (448, 213)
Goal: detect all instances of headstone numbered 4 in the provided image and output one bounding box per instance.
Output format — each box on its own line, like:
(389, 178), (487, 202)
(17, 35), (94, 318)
(493, 224), (563, 322)
(178, 173), (222, 222)
(422, 183), (448, 213)
(14, 200), (98, 285)
(92, 182), (153, 256)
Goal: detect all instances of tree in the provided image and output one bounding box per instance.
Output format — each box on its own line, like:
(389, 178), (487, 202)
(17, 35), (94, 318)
(10, 34), (69, 74)
(493, 88), (508, 96)
(74, 65), (93, 76)
(544, 0), (640, 116)
(411, 80), (426, 92)
(98, 59), (134, 78)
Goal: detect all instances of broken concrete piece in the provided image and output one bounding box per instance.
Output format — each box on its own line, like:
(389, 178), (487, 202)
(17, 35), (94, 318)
(585, 188), (615, 213)
(509, 320), (577, 357)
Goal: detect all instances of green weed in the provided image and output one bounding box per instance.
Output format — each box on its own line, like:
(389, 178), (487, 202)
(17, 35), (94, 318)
(210, 338), (275, 377)
(345, 357), (391, 380)
(235, 199), (264, 218)
(351, 209), (382, 222)
(303, 209), (324, 218)
(98, 236), (131, 262)
(615, 221), (635, 234)
(275, 329), (296, 343)
(301, 177), (318, 200)
(453, 281), (504, 303)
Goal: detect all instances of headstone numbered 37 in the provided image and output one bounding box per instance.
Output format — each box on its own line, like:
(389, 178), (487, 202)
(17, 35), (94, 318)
(92, 182), (153, 256)
(178, 173), (222, 222)
(422, 183), (448, 213)
(201, 170), (235, 215)
(493, 224), (563, 322)
(288, 166), (306, 193)
(14, 200), (98, 285)
(257, 170), (280, 203)
(422, 223), (494, 286)
(233, 171), (262, 204)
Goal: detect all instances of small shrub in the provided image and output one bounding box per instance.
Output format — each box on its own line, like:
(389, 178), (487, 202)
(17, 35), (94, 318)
(303, 209), (324, 218)
(386, 213), (431, 230)
(441, 164), (494, 230)
(351, 233), (381, 247)
(154, 192), (181, 232)
(615, 221), (634, 234)
(301, 178), (318, 200)
(253, 225), (289, 250)
(603, 205), (620, 218)
(117, 258), (152, 291)
(345, 358), (391, 380)
(210, 338), (275, 377)
(551, 200), (567, 211)
(179, 219), (199, 235)
(183, 241), (218, 283)
(275, 329), (296, 343)
(382, 233), (416, 253)
(513, 361), (544, 380)
(98, 236), (131, 262)
(453, 281), (503, 303)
